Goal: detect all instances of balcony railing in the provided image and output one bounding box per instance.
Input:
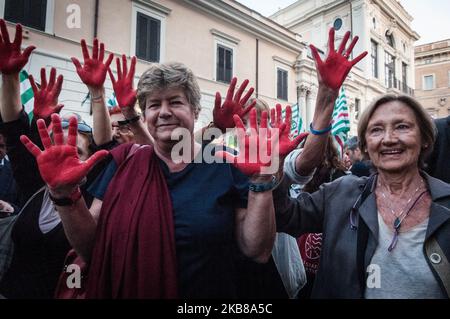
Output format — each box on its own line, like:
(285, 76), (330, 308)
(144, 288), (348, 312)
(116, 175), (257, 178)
(386, 76), (414, 96)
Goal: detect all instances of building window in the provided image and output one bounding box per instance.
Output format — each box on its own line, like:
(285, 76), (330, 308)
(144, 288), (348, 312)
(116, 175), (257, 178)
(424, 58), (432, 64)
(135, 12), (161, 62)
(333, 18), (343, 31)
(4, 0), (47, 31)
(371, 40), (378, 78)
(385, 51), (395, 88)
(372, 17), (376, 30)
(423, 75), (435, 90)
(386, 31), (395, 48)
(216, 44), (233, 83)
(277, 68), (288, 101)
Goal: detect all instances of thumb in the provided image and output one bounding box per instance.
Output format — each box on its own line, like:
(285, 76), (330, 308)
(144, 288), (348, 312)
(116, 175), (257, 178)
(54, 104), (64, 114)
(83, 150), (109, 173)
(292, 132), (309, 148)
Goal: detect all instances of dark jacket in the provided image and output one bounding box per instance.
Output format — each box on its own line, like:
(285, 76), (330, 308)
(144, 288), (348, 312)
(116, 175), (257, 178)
(273, 173), (450, 298)
(426, 116), (450, 183)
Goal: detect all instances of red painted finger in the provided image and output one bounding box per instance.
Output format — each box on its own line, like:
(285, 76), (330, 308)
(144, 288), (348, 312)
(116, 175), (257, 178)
(13, 23), (22, 47)
(71, 57), (82, 71)
(37, 119), (53, 149)
(54, 104), (64, 114)
(328, 28), (335, 53)
(20, 135), (42, 158)
(83, 150), (109, 173)
(92, 39), (98, 60)
(54, 74), (63, 97)
(48, 67), (56, 89)
(99, 42), (104, 61)
(270, 108), (275, 127)
(122, 55), (128, 77)
(276, 104), (282, 127)
(233, 114), (246, 132)
(105, 53), (114, 68)
(66, 116), (78, 147)
(351, 51), (368, 66)
(284, 105), (292, 132)
(214, 91), (222, 110)
(52, 114), (64, 145)
(309, 44), (323, 66)
(345, 36), (359, 57)
(81, 39), (90, 61)
(40, 68), (47, 89)
(234, 79), (249, 103)
(29, 74), (38, 95)
(0, 20), (11, 43)
(116, 57), (122, 79)
(226, 77), (237, 102)
(291, 132), (309, 148)
(107, 67), (116, 84)
(128, 56), (136, 81)
(248, 107), (257, 131)
(22, 46), (36, 60)
(240, 87), (254, 106)
(337, 31), (350, 54)
(260, 110), (268, 129)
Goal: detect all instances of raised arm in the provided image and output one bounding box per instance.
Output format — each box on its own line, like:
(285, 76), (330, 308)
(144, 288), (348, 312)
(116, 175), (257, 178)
(20, 114), (109, 261)
(0, 19), (35, 121)
(72, 38), (114, 146)
(108, 55), (153, 145)
(295, 28), (367, 175)
(217, 108), (307, 263)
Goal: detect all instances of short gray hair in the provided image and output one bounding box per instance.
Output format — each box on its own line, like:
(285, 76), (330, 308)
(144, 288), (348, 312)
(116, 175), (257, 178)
(137, 62), (201, 118)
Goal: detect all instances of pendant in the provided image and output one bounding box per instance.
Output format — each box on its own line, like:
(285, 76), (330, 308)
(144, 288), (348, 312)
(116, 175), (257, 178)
(388, 231), (399, 252)
(394, 217), (401, 230)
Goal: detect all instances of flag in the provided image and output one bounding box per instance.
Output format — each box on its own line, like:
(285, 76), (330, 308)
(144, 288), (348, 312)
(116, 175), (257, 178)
(282, 103), (303, 137)
(19, 70), (34, 120)
(107, 92), (118, 108)
(331, 86), (350, 157)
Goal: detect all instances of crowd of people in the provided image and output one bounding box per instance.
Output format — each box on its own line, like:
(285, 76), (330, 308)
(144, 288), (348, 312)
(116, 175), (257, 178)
(0, 19), (448, 299)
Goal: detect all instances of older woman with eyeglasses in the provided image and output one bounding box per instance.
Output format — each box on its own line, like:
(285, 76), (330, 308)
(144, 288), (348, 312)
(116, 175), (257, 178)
(275, 28), (449, 299)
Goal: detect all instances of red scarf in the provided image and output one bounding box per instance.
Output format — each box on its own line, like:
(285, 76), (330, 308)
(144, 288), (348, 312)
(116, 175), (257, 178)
(86, 143), (178, 298)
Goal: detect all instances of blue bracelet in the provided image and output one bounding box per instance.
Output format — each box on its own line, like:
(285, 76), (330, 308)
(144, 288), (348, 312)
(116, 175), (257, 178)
(309, 123), (332, 135)
(249, 175), (277, 192)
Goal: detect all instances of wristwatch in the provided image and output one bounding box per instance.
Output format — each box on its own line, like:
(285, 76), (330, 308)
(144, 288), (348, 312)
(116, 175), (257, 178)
(49, 188), (82, 206)
(249, 175), (278, 192)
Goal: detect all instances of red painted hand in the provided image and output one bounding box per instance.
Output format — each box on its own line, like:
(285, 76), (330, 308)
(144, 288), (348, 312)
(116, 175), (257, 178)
(0, 20), (35, 75)
(30, 67), (64, 121)
(270, 104), (308, 157)
(213, 77), (255, 132)
(20, 114), (109, 188)
(108, 55), (137, 109)
(310, 28), (368, 90)
(216, 108), (280, 176)
(71, 38), (114, 89)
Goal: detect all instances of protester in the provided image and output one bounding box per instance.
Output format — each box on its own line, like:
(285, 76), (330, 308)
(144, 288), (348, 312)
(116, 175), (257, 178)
(0, 133), (19, 211)
(274, 27), (449, 299)
(344, 136), (372, 177)
(425, 115), (450, 183)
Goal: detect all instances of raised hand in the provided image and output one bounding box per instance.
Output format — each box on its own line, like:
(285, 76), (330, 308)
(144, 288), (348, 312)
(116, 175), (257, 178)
(310, 28), (367, 90)
(0, 19), (35, 75)
(216, 108), (280, 176)
(213, 77), (256, 132)
(270, 104), (308, 157)
(30, 67), (64, 121)
(20, 114), (109, 189)
(71, 39), (114, 89)
(108, 55), (137, 109)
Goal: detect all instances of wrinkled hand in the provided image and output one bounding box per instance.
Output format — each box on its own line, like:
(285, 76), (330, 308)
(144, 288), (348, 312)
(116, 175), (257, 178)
(0, 19), (35, 75)
(216, 108), (280, 176)
(108, 55), (137, 109)
(72, 39), (114, 89)
(270, 104), (308, 157)
(30, 67), (64, 121)
(310, 28), (367, 90)
(213, 77), (255, 132)
(20, 114), (109, 189)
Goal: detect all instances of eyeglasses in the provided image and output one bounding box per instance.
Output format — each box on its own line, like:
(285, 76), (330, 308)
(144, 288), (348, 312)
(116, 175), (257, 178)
(61, 120), (92, 134)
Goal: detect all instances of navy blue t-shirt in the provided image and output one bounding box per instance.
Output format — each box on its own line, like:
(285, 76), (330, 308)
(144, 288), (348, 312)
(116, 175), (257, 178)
(88, 146), (249, 298)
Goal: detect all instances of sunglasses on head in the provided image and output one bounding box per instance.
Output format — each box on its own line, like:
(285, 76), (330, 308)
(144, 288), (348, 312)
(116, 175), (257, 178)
(61, 120), (92, 134)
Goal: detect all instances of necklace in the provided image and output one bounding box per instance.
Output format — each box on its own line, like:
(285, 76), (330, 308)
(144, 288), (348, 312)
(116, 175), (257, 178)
(377, 180), (427, 252)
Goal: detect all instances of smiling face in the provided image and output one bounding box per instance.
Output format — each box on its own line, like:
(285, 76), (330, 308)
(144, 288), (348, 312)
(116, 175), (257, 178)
(144, 87), (195, 148)
(365, 100), (422, 174)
